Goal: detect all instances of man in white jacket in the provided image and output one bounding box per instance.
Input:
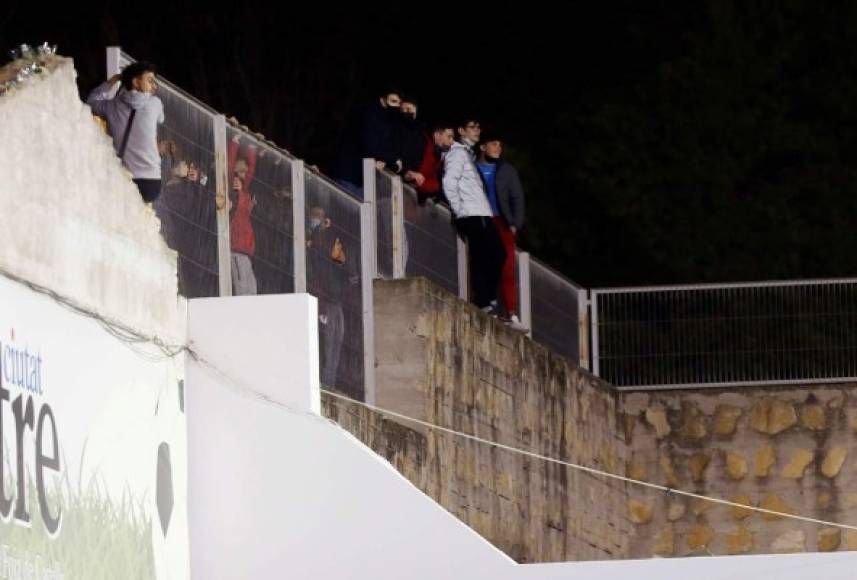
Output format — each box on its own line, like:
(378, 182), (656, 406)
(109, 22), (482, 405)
(442, 128), (506, 313)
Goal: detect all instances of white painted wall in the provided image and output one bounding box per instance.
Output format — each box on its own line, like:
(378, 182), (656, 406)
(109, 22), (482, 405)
(0, 56), (184, 344)
(186, 295), (856, 580)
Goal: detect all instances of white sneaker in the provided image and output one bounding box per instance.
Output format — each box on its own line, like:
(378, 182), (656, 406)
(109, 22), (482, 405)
(481, 301), (500, 318)
(506, 314), (529, 333)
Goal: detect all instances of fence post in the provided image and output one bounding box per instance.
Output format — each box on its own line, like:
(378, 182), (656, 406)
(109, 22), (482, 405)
(362, 159), (378, 278)
(590, 292), (600, 377)
(291, 159), (307, 293)
(517, 251), (532, 337)
(578, 289), (590, 370)
(105, 46), (121, 78)
(457, 238), (468, 301)
(392, 176), (406, 278)
(360, 194), (377, 405)
(213, 115), (233, 297)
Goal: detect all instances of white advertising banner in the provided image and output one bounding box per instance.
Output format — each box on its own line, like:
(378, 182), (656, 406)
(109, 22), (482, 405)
(0, 275), (187, 580)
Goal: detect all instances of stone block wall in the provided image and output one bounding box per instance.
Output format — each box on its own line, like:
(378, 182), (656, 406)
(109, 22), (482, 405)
(323, 277), (857, 562)
(621, 386), (857, 557)
(327, 277), (632, 562)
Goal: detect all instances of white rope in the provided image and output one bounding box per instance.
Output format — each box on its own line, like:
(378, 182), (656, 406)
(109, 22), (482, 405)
(322, 388), (857, 532)
(5, 267), (855, 533)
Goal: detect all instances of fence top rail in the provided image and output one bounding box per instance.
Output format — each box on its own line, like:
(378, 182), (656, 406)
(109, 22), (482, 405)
(592, 277), (857, 296)
(613, 376), (857, 392)
(529, 256), (585, 292)
(228, 123), (298, 163)
(304, 168), (363, 209)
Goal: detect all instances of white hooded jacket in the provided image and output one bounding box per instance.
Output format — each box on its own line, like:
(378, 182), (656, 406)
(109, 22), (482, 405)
(442, 141), (492, 219)
(88, 81), (165, 180)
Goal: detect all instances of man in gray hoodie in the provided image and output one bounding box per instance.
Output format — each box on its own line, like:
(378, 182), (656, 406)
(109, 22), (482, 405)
(87, 61), (165, 202)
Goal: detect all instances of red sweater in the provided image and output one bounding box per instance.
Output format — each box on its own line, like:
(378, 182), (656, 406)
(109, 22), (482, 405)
(416, 136), (442, 197)
(228, 139), (257, 256)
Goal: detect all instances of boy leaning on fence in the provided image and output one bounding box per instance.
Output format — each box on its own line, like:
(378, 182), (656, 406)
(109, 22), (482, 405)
(87, 61), (165, 203)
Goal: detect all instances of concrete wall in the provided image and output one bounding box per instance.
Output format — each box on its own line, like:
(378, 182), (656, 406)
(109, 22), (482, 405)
(0, 56), (188, 578)
(0, 56), (183, 343)
(190, 295), (856, 580)
(325, 277), (633, 562)
(325, 277), (857, 562)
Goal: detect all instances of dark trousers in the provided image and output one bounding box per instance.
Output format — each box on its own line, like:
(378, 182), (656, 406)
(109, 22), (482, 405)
(456, 216), (506, 308)
(133, 178), (162, 203)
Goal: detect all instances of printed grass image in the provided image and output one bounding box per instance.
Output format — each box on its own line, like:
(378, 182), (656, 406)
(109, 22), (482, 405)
(1, 466), (154, 580)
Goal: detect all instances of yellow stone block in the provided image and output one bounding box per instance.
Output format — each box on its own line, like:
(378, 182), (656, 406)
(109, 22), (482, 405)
(818, 528), (842, 552)
(729, 494), (754, 520)
(653, 524), (675, 556)
(714, 404), (742, 436)
(849, 415), (857, 433)
(627, 498), (654, 524)
(628, 462), (648, 482)
(688, 452), (710, 482)
(800, 404), (828, 431)
(781, 448), (814, 479)
(760, 494), (792, 520)
(667, 501), (686, 521)
(691, 498), (715, 516)
(821, 446), (848, 479)
(771, 529), (805, 553)
(817, 491), (833, 510)
(725, 526), (754, 554)
(645, 406), (671, 438)
(687, 524), (715, 551)
(660, 454), (680, 487)
(726, 451), (748, 480)
(845, 494), (857, 509)
(754, 444), (776, 478)
(681, 403), (708, 441)
(844, 530), (857, 551)
(750, 398), (797, 435)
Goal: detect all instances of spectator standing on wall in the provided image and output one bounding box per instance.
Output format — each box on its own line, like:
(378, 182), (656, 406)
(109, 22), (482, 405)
(443, 121), (505, 315)
(332, 86), (404, 199)
(227, 133), (259, 295)
(87, 61), (164, 202)
(398, 96), (429, 190)
(403, 106), (454, 204)
(477, 134), (528, 332)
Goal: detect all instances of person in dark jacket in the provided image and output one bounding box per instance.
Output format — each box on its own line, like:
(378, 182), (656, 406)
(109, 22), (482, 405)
(306, 205), (359, 390)
(399, 97), (429, 187)
(477, 134), (527, 332)
(331, 87), (404, 199)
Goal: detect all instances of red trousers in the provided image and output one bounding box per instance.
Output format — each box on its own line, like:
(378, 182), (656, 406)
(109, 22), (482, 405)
(493, 216), (518, 315)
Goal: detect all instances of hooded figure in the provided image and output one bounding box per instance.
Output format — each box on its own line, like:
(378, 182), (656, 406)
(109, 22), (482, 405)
(87, 62), (165, 181)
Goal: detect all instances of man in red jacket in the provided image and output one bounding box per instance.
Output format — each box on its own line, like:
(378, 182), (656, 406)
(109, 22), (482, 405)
(228, 133), (259, 295)
(405, 121), (454, 204)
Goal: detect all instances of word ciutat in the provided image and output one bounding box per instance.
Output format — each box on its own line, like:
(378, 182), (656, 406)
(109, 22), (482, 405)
(0, 332), (61, 535)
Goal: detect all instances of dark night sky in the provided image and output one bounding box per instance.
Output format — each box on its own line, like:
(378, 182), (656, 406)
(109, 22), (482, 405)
(4, 2), (857, 287)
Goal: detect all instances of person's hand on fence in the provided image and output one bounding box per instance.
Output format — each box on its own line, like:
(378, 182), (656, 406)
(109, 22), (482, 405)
(232, 176), (243, 191)
(158, 139), (177, 157)
(510, 225), (517, 235)
(215, 193), (229, 211)
(405, 171), (426, 187)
